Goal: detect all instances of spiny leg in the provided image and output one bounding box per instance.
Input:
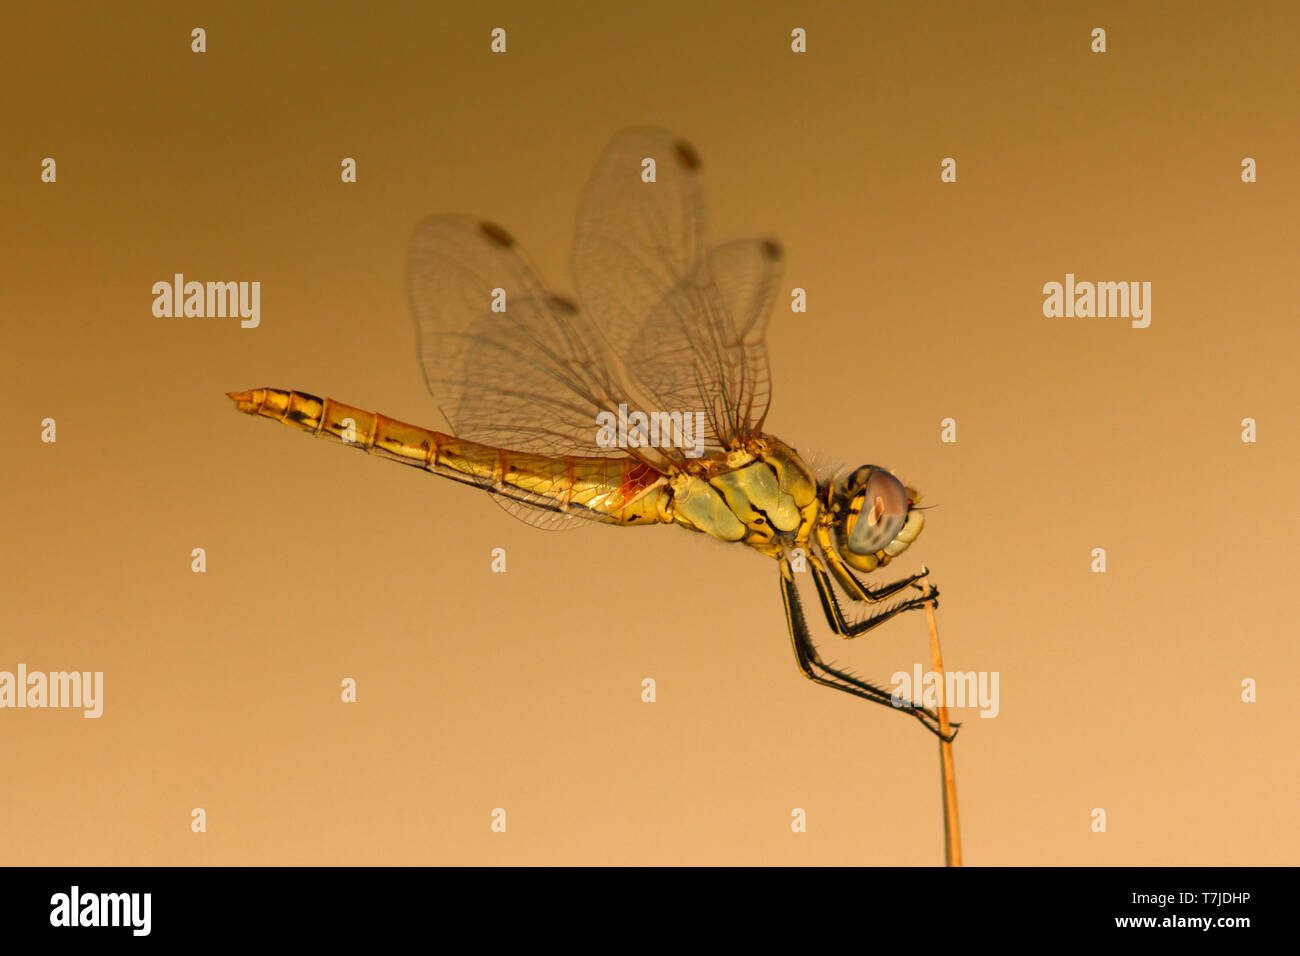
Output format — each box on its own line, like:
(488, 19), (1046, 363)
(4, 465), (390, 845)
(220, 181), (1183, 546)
(839, 562), (930, 603)
(807, 557), (959, 733)
(814, 524), (930, 604)
(779, 560), (956, 741)
(809, 555), (938, 639)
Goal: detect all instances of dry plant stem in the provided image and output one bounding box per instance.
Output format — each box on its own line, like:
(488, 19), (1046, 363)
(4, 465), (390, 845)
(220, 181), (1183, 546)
(924, 580), (962, 867)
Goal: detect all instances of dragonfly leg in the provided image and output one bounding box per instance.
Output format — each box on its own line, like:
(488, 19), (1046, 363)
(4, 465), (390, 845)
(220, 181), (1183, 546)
(779, 560), (957, 741)
(809, 555), (937, 639)
(814, 525), (929, 603)
(838, 563), (930, 602)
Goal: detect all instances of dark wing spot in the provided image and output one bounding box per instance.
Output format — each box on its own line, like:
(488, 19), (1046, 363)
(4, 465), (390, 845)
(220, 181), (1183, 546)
(760, 238), (783, 260)
(548, 294), (579, 315)
(479, 221), (515, 248)
(674, 140), (701, 171)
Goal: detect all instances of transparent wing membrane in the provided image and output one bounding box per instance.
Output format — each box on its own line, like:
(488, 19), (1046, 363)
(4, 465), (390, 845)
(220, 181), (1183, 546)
(625, 239), (781, 454)
(408, 128), (782, 526)
(410, 216), (676, 466)
(574, 128), (780, 446)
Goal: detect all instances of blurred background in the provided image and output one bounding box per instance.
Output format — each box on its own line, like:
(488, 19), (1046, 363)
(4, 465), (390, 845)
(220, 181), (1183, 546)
(3, 0), (1297, 864)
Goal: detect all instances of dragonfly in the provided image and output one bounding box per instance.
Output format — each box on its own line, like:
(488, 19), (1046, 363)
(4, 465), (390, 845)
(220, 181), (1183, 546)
(229, 128), (955, 740)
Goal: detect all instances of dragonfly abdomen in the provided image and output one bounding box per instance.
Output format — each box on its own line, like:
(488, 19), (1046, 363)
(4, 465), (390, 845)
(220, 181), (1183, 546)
(227, 387), (670, 526)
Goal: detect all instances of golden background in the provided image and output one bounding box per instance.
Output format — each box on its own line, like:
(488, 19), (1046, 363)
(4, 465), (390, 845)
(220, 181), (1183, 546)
(4, 1), (1297, 865)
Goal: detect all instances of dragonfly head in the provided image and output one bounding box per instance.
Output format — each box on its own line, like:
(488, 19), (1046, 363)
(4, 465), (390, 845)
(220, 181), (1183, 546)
(833, 465), (925, 572)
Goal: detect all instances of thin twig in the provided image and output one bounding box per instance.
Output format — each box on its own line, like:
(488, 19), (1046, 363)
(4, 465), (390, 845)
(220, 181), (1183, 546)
(923, 580), (962, 867)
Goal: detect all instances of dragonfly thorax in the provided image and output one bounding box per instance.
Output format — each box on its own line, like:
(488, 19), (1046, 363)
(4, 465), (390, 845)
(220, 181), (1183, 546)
(667, 436), (820, 555)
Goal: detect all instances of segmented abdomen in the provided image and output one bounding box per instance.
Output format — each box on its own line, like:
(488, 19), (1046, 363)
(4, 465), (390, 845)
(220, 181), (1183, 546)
(228, 387), (669, 525)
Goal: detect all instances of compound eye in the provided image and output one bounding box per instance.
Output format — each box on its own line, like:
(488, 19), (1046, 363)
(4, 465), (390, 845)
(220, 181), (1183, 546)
(846, 469), (909, 554)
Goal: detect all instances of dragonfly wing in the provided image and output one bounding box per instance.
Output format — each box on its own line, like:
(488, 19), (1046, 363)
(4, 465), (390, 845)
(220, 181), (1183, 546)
(409, 216), (671, 530)
(412, 216), (660, 456)
(489, 489), (586, 531)
(573, 128), (782, 448)
(408, 129), (784, 532)
(627, 238), (782, 453)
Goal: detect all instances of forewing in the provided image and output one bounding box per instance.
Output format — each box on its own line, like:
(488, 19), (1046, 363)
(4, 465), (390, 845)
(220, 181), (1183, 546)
(573, 128), (781, 446)
(412, 217), (627, 451)
(409, 216), (675, 529)
(626, 239), (782, 454)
